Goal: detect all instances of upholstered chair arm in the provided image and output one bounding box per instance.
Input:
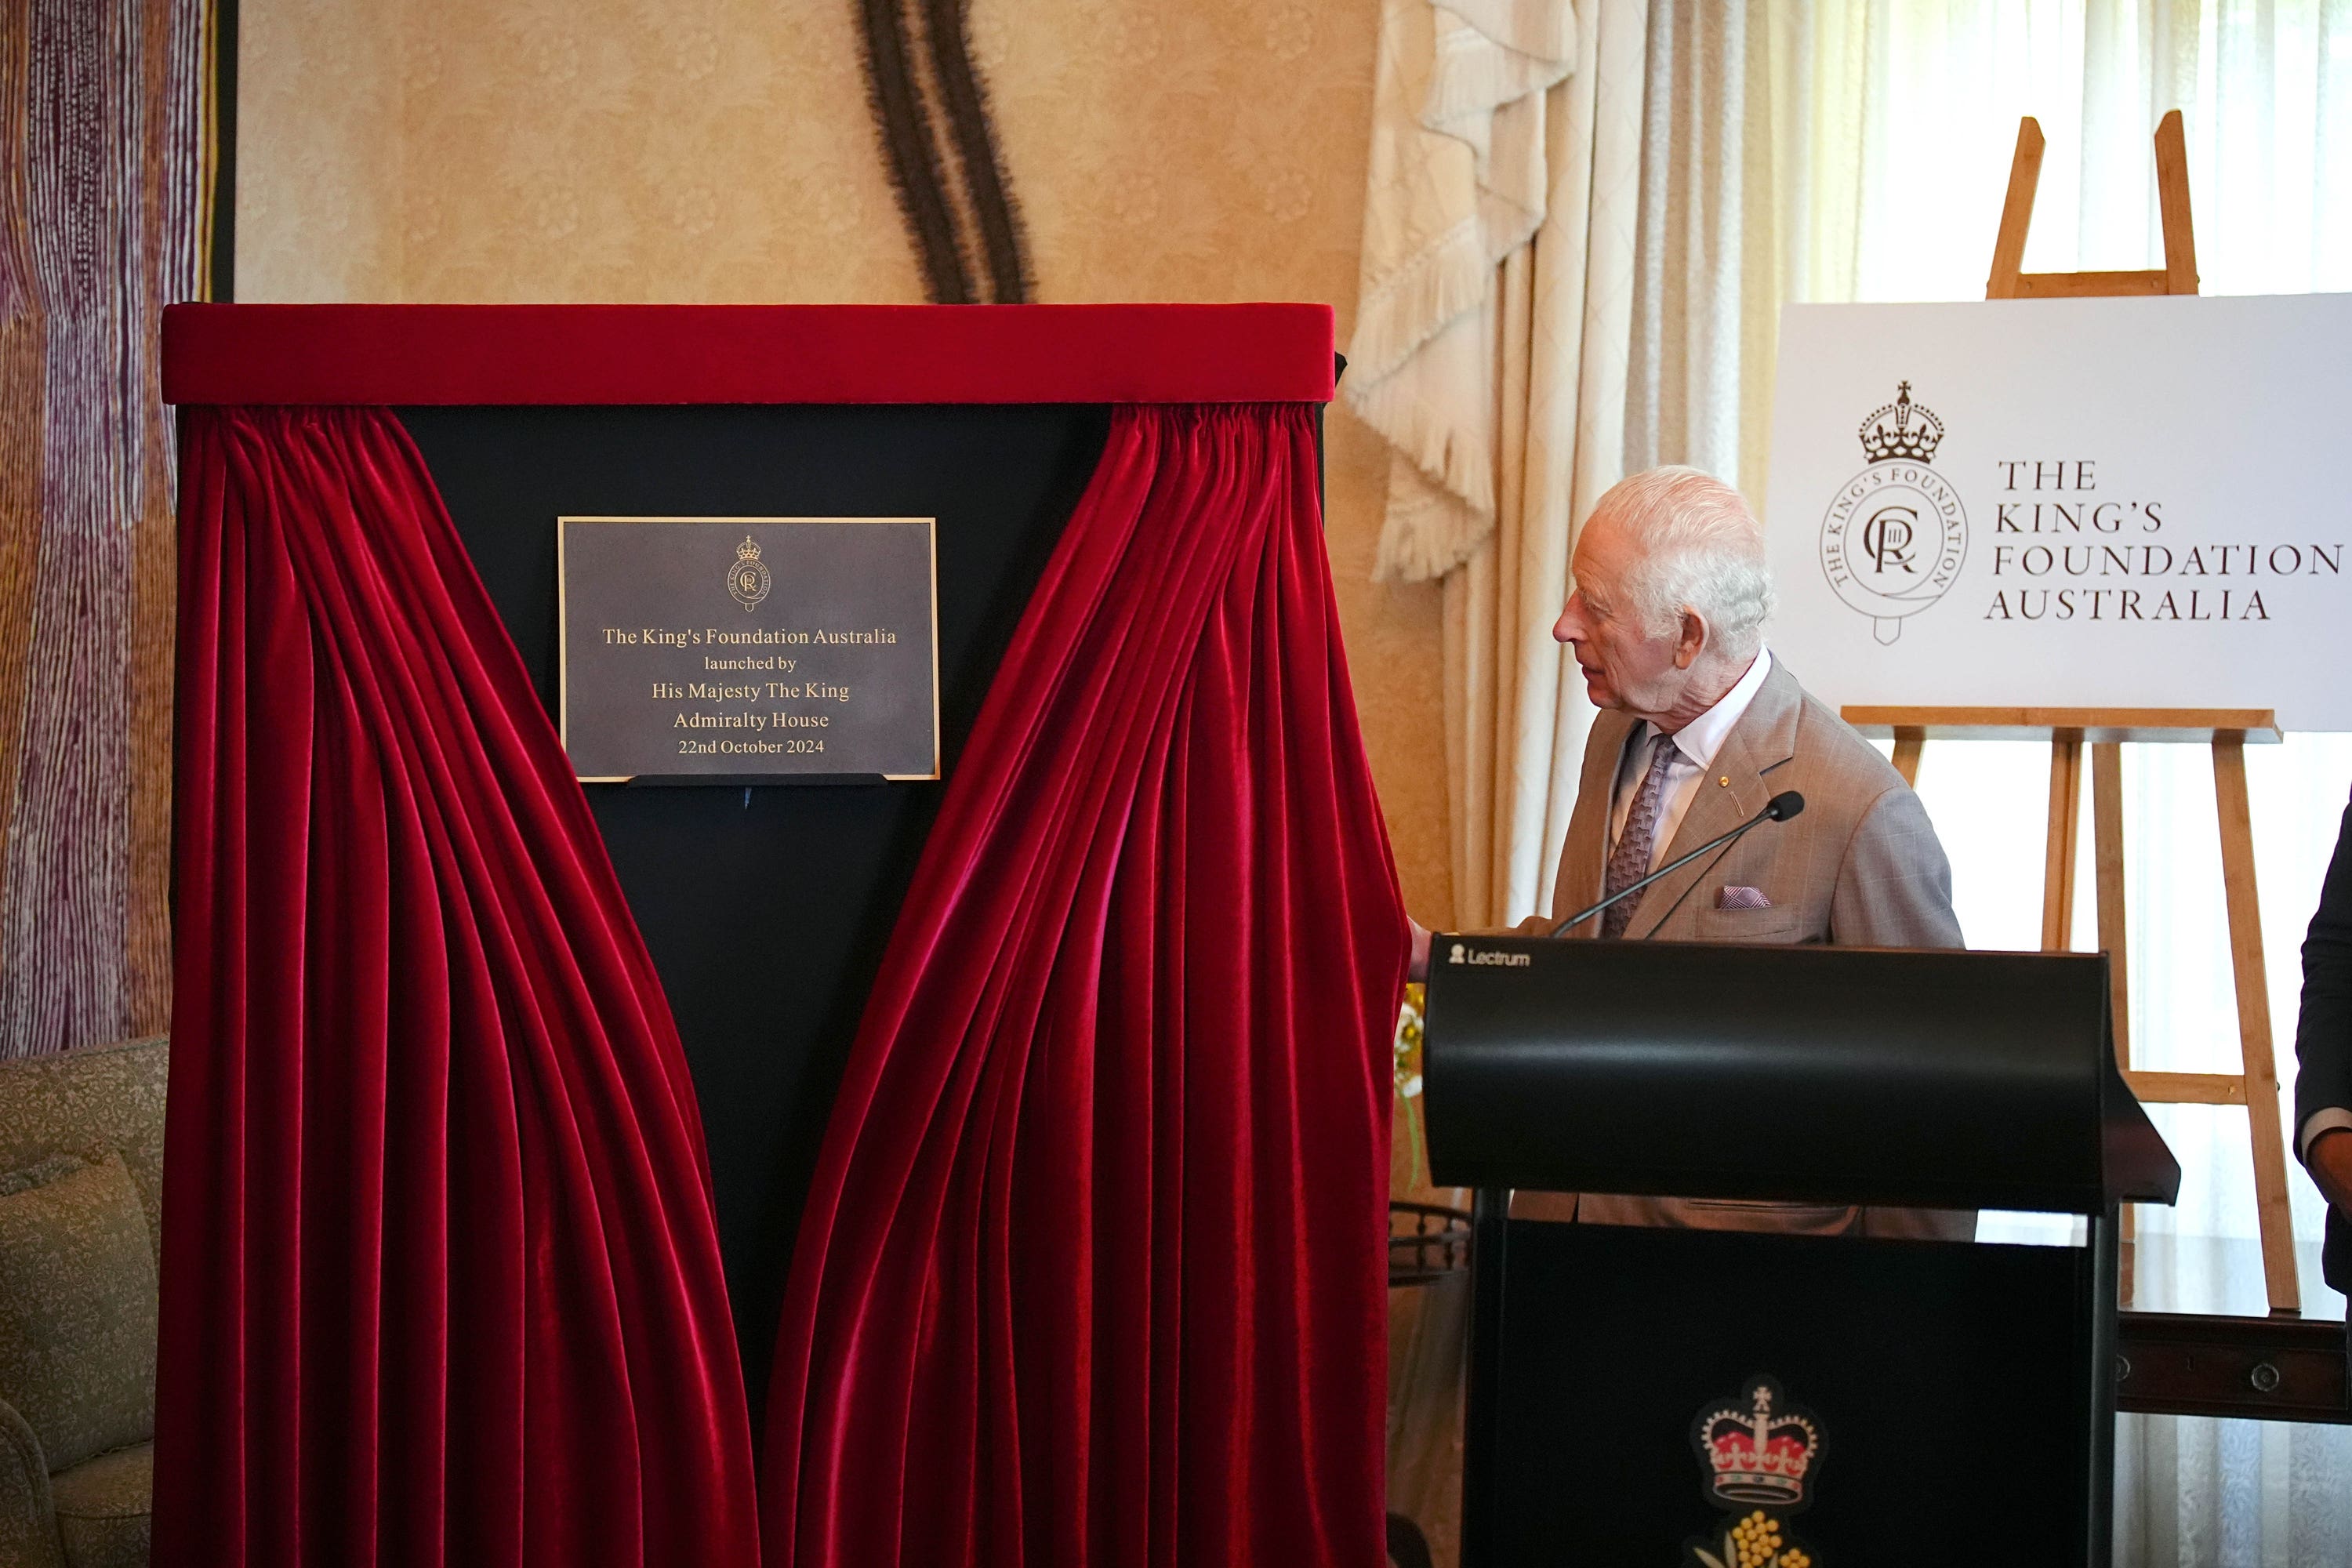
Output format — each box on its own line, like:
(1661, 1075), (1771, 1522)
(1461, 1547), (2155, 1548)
(0, 1397), (63, 1568)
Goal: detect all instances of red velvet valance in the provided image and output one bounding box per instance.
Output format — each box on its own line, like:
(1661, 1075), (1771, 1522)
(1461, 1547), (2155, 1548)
(160, 303), (1337, 407)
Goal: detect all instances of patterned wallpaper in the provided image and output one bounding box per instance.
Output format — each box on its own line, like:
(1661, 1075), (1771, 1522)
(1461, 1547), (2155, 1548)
(235, 0), (399, 302)
(238, 0), (1453, 924)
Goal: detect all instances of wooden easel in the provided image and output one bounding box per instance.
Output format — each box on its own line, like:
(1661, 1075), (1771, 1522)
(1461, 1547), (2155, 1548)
(1842, 112), (2303, 1317)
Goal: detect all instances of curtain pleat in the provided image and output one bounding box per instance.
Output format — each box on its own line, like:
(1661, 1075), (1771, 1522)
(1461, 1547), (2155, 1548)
(761, 402), (1408, 1568)
(155, 405), (759, 1568)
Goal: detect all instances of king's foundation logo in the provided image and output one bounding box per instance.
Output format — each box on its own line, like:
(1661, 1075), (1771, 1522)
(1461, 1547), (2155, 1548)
(1682, 1376), (1825, 1568)
(1819, 382), (1967, 644)
(728, 535), (773, 612)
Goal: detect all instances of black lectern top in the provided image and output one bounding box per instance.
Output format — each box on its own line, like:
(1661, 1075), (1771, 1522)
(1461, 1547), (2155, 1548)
(1421, 938), (2179, 1214)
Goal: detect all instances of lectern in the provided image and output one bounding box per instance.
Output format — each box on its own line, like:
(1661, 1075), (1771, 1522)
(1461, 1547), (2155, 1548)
(1422, 938), (2180, 1567)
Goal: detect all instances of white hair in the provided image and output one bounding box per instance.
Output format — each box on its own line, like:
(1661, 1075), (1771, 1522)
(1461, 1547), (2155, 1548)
(1586, 466), (1774, 661)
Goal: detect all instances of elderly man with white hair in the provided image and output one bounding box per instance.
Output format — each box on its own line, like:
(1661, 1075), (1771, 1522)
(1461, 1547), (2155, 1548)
(1413, 464), (1965, 1236)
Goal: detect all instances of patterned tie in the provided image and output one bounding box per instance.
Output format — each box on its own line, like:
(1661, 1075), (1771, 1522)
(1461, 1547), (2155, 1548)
(1602, 731), (1681, 939)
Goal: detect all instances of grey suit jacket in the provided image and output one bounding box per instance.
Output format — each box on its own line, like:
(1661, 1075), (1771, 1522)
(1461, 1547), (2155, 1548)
(1512, 659), (1967, 1236)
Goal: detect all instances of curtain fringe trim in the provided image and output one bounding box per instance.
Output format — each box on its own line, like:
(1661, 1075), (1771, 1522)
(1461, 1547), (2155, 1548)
(1370, 465), (1494, 584)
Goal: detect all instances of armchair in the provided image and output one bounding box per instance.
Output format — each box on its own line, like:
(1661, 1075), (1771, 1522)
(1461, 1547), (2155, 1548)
(0, 1037), (166, 1568)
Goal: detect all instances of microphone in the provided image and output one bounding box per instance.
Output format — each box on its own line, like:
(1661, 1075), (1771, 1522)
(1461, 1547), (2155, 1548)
(1546, 790), (1805, 938)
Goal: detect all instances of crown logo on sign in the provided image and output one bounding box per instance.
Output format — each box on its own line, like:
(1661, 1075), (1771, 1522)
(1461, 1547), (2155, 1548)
(1700, 1381), (1820, 1508)
(728, 534), (773, 611)
(1858, 380), (1944, 463)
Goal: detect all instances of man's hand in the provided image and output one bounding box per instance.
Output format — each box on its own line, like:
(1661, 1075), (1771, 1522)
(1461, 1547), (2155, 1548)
(2310, 1127), (2352, 1218)
(1409, 920), (1432, 984)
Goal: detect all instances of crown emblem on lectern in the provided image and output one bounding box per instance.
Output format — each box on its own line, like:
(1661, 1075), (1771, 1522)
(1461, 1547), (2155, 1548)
(1679, 1377), (1828, 1566)
(727, 533), (773, 611)
(1697, 1378), (1821, 1508)
(1857, 381), (1944, 463)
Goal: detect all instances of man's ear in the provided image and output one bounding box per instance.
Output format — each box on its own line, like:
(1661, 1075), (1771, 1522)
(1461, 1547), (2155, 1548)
(1674, 608), (1708, 670)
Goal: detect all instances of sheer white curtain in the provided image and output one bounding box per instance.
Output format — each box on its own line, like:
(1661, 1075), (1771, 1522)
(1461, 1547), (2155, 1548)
(1761, 4), (2352, 1562)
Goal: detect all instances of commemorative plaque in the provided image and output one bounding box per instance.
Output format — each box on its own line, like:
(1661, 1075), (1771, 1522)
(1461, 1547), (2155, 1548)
(559, 516), (939, 782)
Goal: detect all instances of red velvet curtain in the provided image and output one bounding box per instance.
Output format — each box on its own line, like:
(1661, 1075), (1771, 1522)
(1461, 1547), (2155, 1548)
(156, 406), (759, 1567)
(761, 403), (1408, 1567)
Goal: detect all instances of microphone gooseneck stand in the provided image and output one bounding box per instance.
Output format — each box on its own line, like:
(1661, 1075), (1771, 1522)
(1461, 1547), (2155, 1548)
(1545, 789), (1806, 938)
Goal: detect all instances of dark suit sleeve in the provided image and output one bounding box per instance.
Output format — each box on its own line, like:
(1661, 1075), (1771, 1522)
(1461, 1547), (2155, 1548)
(1827, 787), (1964, 949)
(2293, 792), (2352, 1160)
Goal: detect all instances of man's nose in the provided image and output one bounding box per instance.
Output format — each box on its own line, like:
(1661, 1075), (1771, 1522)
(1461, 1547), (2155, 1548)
(1552, 601), (1583, 644)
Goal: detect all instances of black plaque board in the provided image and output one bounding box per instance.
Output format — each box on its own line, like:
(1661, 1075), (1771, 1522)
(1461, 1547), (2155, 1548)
(1479, 1219), (2096, 1565)
(396, 401), (1113, 1434)
(560, 516), (940, 781)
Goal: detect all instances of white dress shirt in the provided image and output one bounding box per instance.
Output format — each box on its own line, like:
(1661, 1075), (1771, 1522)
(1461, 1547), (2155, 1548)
(1605, 648), (1774, 873)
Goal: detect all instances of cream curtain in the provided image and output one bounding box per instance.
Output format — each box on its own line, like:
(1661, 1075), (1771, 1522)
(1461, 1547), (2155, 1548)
(1621, 0), (1777, 492)
(1440, 0), (1651, 932)
(1346, 0), (1649, 935)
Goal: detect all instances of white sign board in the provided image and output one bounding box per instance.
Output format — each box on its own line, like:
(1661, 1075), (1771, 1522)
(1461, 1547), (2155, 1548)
(1765, 295), (2352, 730)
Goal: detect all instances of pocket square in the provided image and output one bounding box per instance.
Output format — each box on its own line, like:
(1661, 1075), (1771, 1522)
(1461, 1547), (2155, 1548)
(1716, 885), (1772, 910)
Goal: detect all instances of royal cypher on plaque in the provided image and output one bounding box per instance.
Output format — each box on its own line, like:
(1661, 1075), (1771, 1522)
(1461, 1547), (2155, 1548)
(559, 517), (940, 781)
